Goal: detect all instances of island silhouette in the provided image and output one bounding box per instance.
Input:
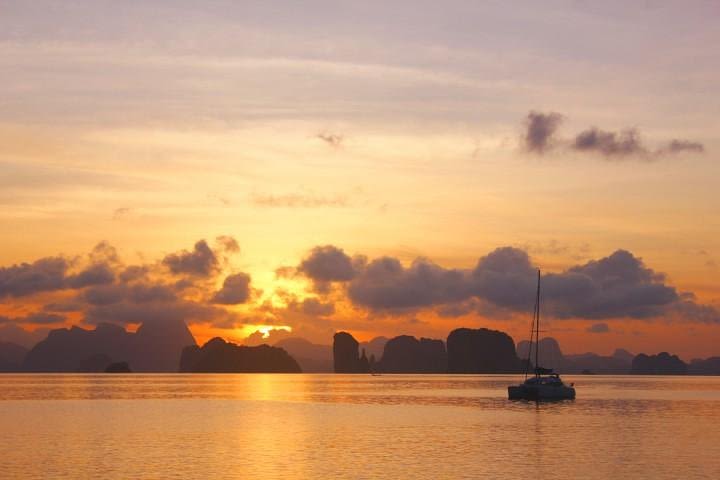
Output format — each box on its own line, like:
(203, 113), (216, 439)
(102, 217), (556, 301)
(1, 318), (718, 375)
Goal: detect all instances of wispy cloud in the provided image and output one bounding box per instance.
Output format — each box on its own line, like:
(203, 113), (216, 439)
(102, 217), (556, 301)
(250, 192), (348, 208)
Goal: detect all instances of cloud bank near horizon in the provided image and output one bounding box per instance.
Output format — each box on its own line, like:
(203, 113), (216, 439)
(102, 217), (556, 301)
(1, 238), (718, 347)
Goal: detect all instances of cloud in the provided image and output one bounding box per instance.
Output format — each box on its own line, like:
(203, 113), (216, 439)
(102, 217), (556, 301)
(112, 207), (132, 220)
(573, 127), (647, 157)
(524, 111), (563, 153)
(119, 265), (149, 282)
(348, 257), (470, 310)
(162, 240), (219, 276)
(661, 139), (705, 154)
(250, 192), (348, 208)
(243, 328), (293, 346)
(67, 262), (115, 288)
(316, 132), (343, 148)
(288, 297), (335, 316)
(298, 245), (359, 282)
(216, 235), (240, 254)
(83, 283), (177, 306)
(521, 112), (705, 160)
(671, 300), (720, 324)
(587, 322), (610, 333)
(211, 273), (252, 305)
(0, 257), (70, 298)
(296, 244), (716, 323)
(84, 300), (231, 326)
(0, 236), (256, 335)
(0, 312), (66, 325)
(274, 266), (297, 278)
(43, 302), (83, 313)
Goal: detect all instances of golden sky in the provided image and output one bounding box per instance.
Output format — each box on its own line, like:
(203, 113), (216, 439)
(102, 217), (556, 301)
(1, 1), (719, 359)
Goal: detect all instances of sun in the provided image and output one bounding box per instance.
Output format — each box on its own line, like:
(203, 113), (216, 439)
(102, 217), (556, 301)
(239, 324), (293, 339)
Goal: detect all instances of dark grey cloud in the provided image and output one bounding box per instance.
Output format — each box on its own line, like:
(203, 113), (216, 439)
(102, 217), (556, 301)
(662, 139), (705, 154)
(522, 112), (705, 159)
(0, 312), (66, 325)
(298, 244), (716, 322)
(22, 313), (66, 325)
(524, 111), (563, 153)
(671, 300), (720, 324)
(43, 302), (83, 313)
(119, 265), (149, 282)
(348, 257), (470, 310)
(162, 240), (219, 276)
(0, 257), (69, 298)
(587, 322), (610, 333)
(290, 297), (335, 316)
(83, 283), (177, 306)
(473, 248), (681, 320)
(67, 262), (115, 288)
(84, 300), (230, 326)
(298, 245), (359, 282)
(211, 273), (252, 304)
(573, 127), (646, 157)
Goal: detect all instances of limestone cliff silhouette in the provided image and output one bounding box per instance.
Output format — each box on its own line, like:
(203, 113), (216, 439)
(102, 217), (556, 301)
(274, 337), (332, 372)
(179, 337), (301, 373)
(0, 341), (28, 372)
(631, 352), (687, 374)
(377, 335), (447, 373)
(447, 328), (521, 373)
(22, 319), (196, 372)
(517, 337), (565, 371)
(131, 318), (196, 371)
(333, 332), (370, 373)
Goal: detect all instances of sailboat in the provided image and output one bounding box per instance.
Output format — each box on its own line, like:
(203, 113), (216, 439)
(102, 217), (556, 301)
(508, 270), (576, 401)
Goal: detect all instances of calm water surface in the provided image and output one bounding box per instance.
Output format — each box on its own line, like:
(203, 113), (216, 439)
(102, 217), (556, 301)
(1, 374), (719, 479)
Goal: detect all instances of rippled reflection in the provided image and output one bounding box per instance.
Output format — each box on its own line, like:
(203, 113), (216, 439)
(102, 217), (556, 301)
(1, 374), (719, 479)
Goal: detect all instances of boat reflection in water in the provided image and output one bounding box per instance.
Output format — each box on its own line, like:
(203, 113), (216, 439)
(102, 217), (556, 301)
(508, 270), (576, 401)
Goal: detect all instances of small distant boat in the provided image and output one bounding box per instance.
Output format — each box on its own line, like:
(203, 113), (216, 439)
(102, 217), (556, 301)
(508, 270), (576, 401)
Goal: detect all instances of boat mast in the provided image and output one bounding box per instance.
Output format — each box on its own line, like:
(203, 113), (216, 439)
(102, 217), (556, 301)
(524, 269), (542, 380)
(535, 269), (541, 376)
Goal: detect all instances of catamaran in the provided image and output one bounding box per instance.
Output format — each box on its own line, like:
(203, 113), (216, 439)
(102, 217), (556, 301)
(508, 270), (576, 401)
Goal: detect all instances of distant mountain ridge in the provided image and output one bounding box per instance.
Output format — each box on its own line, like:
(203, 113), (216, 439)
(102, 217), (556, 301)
(0, 341), (28, 372)
(22, 319), (196, 372)
(274, 338), (332, 372)
(516, 337), (634, 374)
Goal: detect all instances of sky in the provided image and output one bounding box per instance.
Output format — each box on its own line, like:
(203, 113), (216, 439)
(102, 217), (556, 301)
(1, 1), (719, 359)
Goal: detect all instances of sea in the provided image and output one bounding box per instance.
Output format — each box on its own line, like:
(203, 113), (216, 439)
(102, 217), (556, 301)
(1, 374), (719, 479)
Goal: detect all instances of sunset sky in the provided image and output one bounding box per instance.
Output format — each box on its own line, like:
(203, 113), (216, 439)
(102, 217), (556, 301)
(1, 1), (719, 359)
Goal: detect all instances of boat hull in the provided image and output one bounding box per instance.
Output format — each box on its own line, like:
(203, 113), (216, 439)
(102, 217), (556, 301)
(508, 384), (575, 401)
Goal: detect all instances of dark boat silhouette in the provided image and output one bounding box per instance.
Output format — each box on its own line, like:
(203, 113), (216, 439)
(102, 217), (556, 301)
(508, 270), (576, 401)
